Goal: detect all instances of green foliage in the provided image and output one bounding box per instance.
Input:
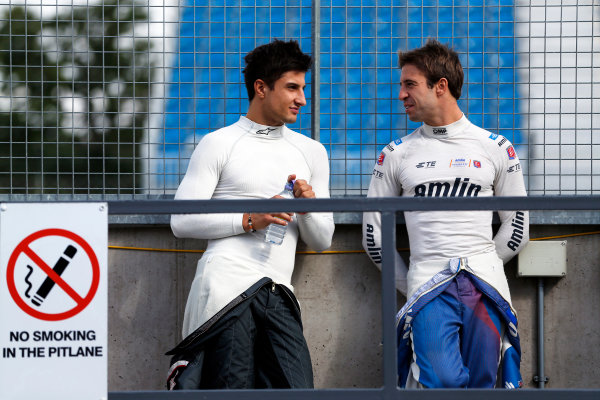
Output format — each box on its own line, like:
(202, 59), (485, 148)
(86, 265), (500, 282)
(0, 1), (152, 195)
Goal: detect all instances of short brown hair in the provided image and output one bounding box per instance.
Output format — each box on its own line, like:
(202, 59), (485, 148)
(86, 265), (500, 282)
(398, 39), (463, 99)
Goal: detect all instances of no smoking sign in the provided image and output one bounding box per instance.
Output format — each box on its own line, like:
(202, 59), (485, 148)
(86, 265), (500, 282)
(6, 228), (100, 321)
(0, 202), (107, 400)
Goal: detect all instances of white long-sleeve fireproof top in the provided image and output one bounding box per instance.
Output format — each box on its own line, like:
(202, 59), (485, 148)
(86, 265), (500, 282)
(172, 116), (334, 337)
(362, 115), (529, 299)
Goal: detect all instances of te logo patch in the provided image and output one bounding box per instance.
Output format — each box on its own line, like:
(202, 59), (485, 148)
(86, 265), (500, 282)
(372, 169), (384, 179)
(416, 161), (436, 169)
(507, 163), (521, 173)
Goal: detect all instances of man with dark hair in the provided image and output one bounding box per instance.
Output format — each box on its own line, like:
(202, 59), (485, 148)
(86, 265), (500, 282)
(242, 39), (312, 101)
(166, 39), (334, 390)
(363, 39), (529, 388)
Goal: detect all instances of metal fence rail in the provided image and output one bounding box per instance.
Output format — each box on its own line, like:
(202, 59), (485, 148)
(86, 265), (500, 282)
(106, 195), (599, 214)
(108, 388), (600, 400)
(98, 195), (599, 399)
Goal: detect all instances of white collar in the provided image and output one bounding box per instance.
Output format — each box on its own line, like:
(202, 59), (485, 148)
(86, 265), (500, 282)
(421, 114), (470, 138)
(238, 116), (284, 138)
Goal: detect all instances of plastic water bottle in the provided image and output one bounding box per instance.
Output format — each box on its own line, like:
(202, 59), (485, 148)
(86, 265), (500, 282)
(264, 180), (295, 245)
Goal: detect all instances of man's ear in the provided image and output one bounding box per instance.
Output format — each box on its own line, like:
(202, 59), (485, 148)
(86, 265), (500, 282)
(436, 78), (448, 97)
(254, 79), (267, 99)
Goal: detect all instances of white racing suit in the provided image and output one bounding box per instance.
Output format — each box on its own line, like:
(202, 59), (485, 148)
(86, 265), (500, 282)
(362, 115), (529, 388)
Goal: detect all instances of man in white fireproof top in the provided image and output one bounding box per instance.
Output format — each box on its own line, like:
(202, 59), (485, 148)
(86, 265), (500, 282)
(362, 40), (529, 388)
(166, 40), (334, 390)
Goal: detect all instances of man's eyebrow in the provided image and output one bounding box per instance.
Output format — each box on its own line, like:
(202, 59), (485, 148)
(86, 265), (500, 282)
(285, 82), (305, 89)
(400, 78), (420, 86)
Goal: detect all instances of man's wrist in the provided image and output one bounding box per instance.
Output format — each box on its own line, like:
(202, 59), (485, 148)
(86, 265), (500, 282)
(248, 214), (257, 232)
(242, 213), (250, 232)
(246, 213), (257, 232)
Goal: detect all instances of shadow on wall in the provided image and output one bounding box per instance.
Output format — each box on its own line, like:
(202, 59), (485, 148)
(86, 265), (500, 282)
(291, 225), (407, 388)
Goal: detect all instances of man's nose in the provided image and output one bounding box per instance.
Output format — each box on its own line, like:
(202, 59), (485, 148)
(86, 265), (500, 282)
(296, 89), (307, 106)
(398, 88), (408, 100)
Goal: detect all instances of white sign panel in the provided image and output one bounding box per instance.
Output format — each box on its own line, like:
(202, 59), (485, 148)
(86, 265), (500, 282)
(0, 203), (107, 400)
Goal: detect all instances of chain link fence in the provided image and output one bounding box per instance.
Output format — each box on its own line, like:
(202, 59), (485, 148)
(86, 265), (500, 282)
(1, 0), (598, 201)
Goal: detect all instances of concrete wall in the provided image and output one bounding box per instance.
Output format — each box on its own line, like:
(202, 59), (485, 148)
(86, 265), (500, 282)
(107, 224), (600, 391)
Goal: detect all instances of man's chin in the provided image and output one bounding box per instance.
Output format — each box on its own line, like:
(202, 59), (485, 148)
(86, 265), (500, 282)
(284, 116), (298, 124)
(406, 114), (422, 122)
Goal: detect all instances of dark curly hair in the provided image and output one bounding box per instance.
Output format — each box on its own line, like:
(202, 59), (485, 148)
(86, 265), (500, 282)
(243, 39), (312, 101)
(398, 39), (464, 100)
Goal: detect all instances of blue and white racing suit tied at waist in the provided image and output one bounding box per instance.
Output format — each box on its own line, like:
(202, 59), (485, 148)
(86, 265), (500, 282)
(396, 252), (522, 389)
(405, 252), (511, 305)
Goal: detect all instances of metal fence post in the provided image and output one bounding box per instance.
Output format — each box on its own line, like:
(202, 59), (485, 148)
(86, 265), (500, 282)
(380, 211), (398, 397)
(311, 0), (320, 142)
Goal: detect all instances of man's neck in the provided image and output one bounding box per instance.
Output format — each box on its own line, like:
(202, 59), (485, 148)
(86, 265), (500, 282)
(245, 103), (283, 127)
(424, 100), (463, 127)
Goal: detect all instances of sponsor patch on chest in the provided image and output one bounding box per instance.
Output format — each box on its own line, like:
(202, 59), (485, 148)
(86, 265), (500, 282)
(448, 158), (482, 168)
(416, 161), (437, 169)
(414, 177), (482, 197)
(449, 158), (469, 168)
